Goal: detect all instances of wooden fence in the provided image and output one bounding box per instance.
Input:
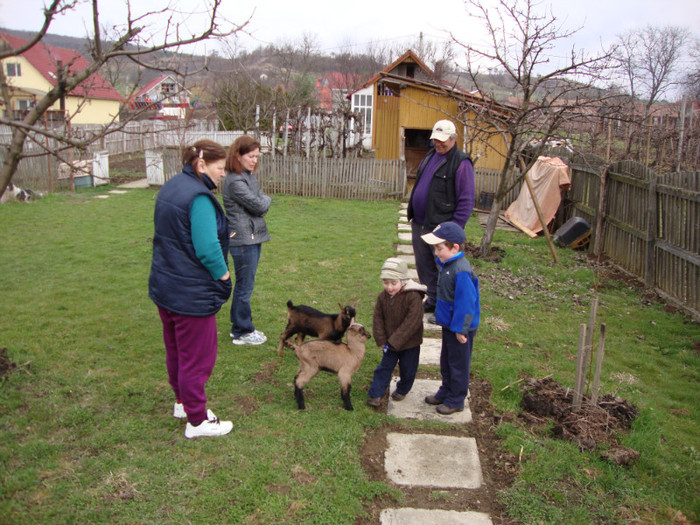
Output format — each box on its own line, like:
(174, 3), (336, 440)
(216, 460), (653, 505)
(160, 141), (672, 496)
(563, 153), (699, 320)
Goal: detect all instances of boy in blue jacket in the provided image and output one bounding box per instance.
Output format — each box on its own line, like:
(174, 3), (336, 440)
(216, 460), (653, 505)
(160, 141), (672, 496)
(420, 221), (480, 415)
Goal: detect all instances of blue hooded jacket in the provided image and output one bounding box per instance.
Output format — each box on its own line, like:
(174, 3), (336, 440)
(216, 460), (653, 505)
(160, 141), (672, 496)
(148, 165), (231, 316)
(434, 252), (480, 334)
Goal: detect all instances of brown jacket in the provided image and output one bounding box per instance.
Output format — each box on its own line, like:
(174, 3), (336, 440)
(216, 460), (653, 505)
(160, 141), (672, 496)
(372, 279), (427, 351)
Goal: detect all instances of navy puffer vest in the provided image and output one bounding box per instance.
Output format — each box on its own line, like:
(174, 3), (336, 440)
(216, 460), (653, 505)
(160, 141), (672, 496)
(408, 146), (471, 229)
(148, 166), (231, 317)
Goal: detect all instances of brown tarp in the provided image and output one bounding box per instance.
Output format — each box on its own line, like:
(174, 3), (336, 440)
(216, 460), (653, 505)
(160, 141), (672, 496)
(504, 156), (571, 234)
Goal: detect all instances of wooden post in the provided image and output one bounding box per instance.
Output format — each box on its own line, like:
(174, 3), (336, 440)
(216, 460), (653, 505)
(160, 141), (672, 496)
(283, 109), (290, 158)
(590, 323), (606, 406)
(645, 169), (658, 287)
(573, 323), (588, 409)
(523, 170), (559, 263)
(582, 295), (599, 391)
(271, 113), (276, 159)
(593, 166), (608, 257)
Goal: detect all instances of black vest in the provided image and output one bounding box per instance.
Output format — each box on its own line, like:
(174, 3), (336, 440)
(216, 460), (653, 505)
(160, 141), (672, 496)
(148, 166), (231, 317)
(408, 146), (471, 229)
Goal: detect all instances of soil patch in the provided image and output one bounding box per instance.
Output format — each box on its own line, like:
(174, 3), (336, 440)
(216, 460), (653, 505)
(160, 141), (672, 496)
(519, 376), (638, 458)
(464, 241), (505, 263)
(0, 347), (16, 380)
(109, 153), (146, 184)
(358, 376), (518, 525)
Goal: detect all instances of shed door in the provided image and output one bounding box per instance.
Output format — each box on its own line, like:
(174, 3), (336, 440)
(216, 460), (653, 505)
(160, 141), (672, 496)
(403, 128), (432, 193)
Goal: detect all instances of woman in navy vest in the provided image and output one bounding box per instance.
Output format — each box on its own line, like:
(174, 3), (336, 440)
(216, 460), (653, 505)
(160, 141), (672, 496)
(149, 139), (234, 439)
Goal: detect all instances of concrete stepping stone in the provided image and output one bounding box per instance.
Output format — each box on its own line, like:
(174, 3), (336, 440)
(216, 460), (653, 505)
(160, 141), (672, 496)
(93, 195), (110, 199)
(395, 244), (413, 254)
(108, 189), (129, 194)
(407, 268), (418, 280)
(398, 232), (412, 242)
(399, 202), (408, 209)
(387, 378), (472, 423)
(381, 508), (493, 525)
(419, 338), (441, 365)
(385, 432), (483, 488)
(397, 223), (411, 231)
(396, 254), (415, 267)
(398, 208), (407, 216)
(423, 313), (441, 332)
(398, 216), (408, 223)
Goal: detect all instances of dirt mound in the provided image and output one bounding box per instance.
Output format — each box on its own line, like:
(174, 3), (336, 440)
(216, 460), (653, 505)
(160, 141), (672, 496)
(463, 241), (505, 262)
(0, 347), (17, 380)
(519, 376), (638, 457)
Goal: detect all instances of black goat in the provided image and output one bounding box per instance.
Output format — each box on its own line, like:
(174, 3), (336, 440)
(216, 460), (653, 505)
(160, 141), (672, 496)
(277, 300), (357, 356)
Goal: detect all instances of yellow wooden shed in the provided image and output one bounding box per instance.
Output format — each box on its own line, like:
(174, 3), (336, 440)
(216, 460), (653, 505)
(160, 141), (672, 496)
(351, 50), (511, 183)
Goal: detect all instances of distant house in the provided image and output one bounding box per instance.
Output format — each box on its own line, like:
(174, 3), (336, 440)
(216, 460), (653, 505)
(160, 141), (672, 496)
(348, 50), (511, 176)
(0, 32), (123, 124)
(131, 74), (192, 119)
(316, 72), (363, 112)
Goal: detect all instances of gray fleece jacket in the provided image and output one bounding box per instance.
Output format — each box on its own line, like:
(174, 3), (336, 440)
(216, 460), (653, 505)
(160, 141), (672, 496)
(222, 170), (271, 246)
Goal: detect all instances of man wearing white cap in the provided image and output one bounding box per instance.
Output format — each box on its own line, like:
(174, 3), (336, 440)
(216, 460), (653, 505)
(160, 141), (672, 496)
(407, 119), (475, 313)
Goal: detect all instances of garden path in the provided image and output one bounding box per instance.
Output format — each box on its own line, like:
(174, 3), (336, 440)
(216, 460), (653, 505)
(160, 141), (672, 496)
(378, 203), (492, 525)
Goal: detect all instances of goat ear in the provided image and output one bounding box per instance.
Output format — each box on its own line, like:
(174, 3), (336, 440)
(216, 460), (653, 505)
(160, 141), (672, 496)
(338, 302), (343, 310)
(352, 300), (360, 308)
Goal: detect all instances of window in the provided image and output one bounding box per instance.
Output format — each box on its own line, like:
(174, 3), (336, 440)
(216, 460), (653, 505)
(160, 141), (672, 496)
(6, 63), (21, 76)
(17, 99), (31, 111)
(352, 92), (373, 134)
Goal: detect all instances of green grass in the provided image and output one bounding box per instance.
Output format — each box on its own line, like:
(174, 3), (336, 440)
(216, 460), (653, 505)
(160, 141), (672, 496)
(1, 187), (698, 524)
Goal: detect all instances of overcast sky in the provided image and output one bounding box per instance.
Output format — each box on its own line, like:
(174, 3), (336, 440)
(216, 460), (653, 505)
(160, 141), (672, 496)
(1, 0), (698, 60)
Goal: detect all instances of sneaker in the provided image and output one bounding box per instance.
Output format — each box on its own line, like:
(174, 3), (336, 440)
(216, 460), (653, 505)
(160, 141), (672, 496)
(367, 397), (383, 407)
(436, 404), (464, 415)
(173, 402), (186, 418)
(231, 331), (267, 345)
(423, 302), (436, 313)
(174, 404), (217, 420)
(391, 391), (406, 401)
(424, 395), (442, 405)
(185, 413), (233, 438)
(427, 314), (437, 325)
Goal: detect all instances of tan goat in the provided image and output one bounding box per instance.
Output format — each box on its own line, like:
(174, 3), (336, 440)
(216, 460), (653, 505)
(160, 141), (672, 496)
(289, 323), (371, 411)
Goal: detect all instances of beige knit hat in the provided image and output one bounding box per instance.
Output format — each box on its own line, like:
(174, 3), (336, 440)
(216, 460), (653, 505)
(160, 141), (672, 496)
(380, 257), (409, 280)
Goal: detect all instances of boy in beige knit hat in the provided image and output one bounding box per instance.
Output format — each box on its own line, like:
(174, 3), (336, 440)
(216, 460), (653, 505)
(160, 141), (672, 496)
(367, 257), (427, 407)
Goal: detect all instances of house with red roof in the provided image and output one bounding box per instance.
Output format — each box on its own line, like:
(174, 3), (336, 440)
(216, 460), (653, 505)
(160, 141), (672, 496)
(315, 72), (363, 112)
(0, 32), (123, 125)
(130, 74), (191, 119)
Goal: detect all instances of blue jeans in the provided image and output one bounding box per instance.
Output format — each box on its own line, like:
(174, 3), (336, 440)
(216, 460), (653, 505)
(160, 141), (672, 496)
(368, 345), (420, 398)
(435, 329), (476, 410)
(229, 244), (262, 338)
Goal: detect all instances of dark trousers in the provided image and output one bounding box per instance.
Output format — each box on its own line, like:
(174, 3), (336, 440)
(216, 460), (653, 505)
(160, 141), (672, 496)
(435, 329), (476, 410)
(158, 306), (218, 425)
(230, 243), (262, 337)
(411, 221), (439, 305)
(368, 345), (420, 398)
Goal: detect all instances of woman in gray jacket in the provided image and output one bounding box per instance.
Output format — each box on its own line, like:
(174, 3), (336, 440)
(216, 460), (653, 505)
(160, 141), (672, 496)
(223, 135), (271, 345)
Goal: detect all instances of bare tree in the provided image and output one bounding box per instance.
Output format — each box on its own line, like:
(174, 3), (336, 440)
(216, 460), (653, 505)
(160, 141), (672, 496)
(450, 0), (613, 257)
(0, 0), (247, 199)
(614, 25), (691, 159)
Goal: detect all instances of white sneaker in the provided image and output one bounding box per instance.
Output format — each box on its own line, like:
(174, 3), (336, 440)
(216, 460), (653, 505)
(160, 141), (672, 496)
(173, 402), (186, 418)
(231, 331), (267, 345)
(185, 413), (233, 438)
(174, 404), (216, 420)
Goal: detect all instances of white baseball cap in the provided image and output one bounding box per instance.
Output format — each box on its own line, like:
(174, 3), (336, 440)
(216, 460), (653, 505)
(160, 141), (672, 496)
(430, 120), (457, 142)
